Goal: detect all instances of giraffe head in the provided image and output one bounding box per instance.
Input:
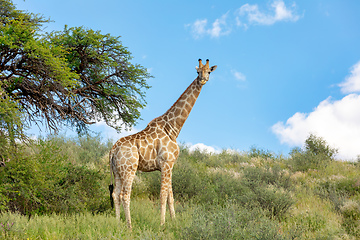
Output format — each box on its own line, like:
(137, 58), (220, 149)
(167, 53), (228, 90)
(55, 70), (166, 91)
(195, 59), (217, 85)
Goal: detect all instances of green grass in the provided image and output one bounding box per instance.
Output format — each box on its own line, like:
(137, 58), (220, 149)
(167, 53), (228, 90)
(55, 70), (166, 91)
(0, 199), (178, 239)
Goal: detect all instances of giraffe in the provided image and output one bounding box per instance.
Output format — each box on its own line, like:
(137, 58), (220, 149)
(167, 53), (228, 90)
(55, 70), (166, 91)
(109, 59), (217, 229)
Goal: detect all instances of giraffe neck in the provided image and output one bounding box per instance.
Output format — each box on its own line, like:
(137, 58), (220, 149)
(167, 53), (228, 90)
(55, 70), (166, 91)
(160, 78), (203, 139)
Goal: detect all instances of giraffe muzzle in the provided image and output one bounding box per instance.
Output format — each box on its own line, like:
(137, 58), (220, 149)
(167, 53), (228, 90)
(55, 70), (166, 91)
(199, 78), (208, 85)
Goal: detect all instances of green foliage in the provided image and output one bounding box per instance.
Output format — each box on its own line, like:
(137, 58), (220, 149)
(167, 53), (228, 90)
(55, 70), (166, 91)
(172, 161), (212, 202)
(1, 0), (151, 133)
(47, 133), (112, 165)
(139, 147), (295, 220)
(318, 177), (360, 203)
(305, 134), (338, 158)
(1, 133), (359, 239)
(180, 203), (285, 240)
(77, 134), (113, 165)
(1, 139), (66, 215)
(241, 166), (294, 219)
(340, 200), (360, 237)
(290, 134), (338, 171)
(0, 85), (25, 171)
(249, 146), (275, 159)
(317, 173), (360, 237)
(242, 164), (292, 190)
(47, 26), (151, 133)
(0, 135), (111, 216)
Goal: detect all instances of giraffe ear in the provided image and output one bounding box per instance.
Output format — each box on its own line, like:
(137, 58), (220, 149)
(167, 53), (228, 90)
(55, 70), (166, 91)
(210, 65), (217, 72)
(195, 66), (199, 70)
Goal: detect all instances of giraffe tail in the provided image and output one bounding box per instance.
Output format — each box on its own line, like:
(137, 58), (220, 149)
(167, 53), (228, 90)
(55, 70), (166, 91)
(109, 153), (114, 208)
(109, 183), (114, 208)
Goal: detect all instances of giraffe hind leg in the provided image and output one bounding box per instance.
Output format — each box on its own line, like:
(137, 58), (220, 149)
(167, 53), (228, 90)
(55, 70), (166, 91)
(112, 176), (122, 220)
(120, 169), (137, 230)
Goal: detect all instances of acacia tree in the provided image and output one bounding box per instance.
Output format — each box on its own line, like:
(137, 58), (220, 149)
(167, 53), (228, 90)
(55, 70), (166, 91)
(0, 0), (151, 134)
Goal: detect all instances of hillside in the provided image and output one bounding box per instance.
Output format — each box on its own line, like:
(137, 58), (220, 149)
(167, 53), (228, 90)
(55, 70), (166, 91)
(1, 134), (360, 239)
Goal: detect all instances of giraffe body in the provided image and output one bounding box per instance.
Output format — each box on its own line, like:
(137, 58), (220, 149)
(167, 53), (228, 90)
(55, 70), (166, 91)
(109, 59), (217, 229)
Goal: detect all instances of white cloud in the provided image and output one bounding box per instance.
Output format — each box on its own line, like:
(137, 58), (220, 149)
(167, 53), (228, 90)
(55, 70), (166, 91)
(273, 1), (299, 21)
(188, 19), (208, 39)
(187, 143), (221, 154)
(208, 13), (231, 38)
(339, 61), (360, 94)
(187, 1), (301, 38)
(232, 70), (246, 81)
(272, 94), (360, 160)
(237, 0), (300, 26)
(187, 13), (231, 39)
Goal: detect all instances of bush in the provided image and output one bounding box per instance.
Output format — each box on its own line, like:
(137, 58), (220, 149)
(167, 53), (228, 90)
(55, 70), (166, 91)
(340, 200), (360, 237)
(172, 161), (213, 202)
(319, 177), (360, 200)
(316, 186), (346, 212)
(249, 146), (275, 160)
(241, 166), (294, 219)
(290, 134), (338, 172)
(305, 134), (338, 158)
(318, 177), (360, 238)
(242, 165), (292, 190)
(180, 203), (285, 240)
(140, 159), (214, 203)
(46, 133), (112, 166)
(0, 136), (111, 216)
(290, 149), (329, 172)
(141, 150), (295, 219)
(205, 170), (249, 205)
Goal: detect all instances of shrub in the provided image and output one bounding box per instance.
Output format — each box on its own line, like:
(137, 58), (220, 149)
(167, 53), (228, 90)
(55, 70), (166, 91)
(305, 134), (338, 158)
(318, 176), (360, 238)
(242, 166), (294, 219)
(202, 150), (248, 168)
(252, 185), (294, 220)
(340, 200), (360, 237)
(140, 159), (214, 203)
(0, 137), (110, 216)
(316, 186), (346, 212)
(317, 175), (360, 214)
(1, 139), (67, 215)
(180, 203), (285, 240)
(206, 171), (249, 205)
(46, 133), (113, 166)
(249, 146), (275, 160)
(290, 150), (324, 172)
(242, 165), (293, 190)
(77, 133), (113, 164)
(290, 134), (338, 172)
(290, 211), (327, 236)
(172, 161), (213, 202)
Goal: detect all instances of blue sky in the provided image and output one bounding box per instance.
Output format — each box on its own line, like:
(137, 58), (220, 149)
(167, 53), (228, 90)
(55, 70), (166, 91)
(14, 0), (360, 160)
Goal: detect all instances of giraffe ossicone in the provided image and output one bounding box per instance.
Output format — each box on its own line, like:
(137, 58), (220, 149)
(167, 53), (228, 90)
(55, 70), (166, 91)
(109, 59), (217, 229)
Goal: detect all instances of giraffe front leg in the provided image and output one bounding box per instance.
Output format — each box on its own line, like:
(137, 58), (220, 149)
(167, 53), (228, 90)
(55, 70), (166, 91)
(160, 181), (169, 225)
(160, 163), (173, 225)
(167, 184), (176, 220)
